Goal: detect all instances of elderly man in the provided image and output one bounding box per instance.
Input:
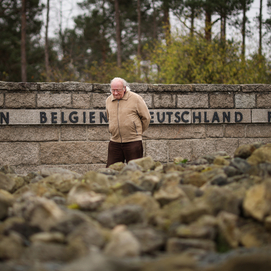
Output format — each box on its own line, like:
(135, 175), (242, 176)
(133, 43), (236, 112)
(106, 77), (151, 167)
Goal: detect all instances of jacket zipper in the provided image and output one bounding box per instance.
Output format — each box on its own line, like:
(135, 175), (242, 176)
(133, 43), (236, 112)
(117, 100), (122, 142)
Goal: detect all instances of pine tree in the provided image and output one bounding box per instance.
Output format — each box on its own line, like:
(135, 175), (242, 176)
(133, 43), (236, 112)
(234, 0), (253, 60)
(265, 0), (271, 38)
(201, 0), (217, 41)
(171, 0), (203, 38)
(0, 0), (44, 81)
(259, 0), (263, 56)
(212, 0), (239, 43)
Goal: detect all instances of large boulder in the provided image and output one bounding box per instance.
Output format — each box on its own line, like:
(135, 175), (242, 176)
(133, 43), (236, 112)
(0, 172), (15, 192)
(247, 143), (271, 165)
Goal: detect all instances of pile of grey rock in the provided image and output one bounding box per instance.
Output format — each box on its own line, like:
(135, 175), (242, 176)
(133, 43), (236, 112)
(1, 142), (271, 271)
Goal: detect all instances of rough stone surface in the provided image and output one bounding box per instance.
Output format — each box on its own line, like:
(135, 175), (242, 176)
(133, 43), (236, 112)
(144, 125), (205, 140)
(40, 142), (108, 164)
(168, 140), (193, 161)
(67, 184), (106, 210)
(72, 94), (91, 108)
(145, 140), (168, 163)
(224, 124), (246, 138)
(247, 124), (271, 138)
(0, 93), (3, 107)
(129, 156), (155, 172)
(76, 83), (93, 92)
(0, 142), (271, 270)
(257, 93), (271, 108)
(37, 94), (72, 108)
(0, 173), (15, 192)
(87, 126), (110, 141)
(206, 125), (224, 138)
(5, 93), (36, 108)
(97, 205), (145, 228)
(0, 126), (59, 142)
(60, 126), (87, 141)
(242, 84), (271, 92)
(252, 109), (271, 123)
(215, 139), (239, 158)
(194, 84), (240, 92)
(167, 238), (216, 253)
(235, 93), (256, 108)
(191, 139), (217, 159)
(239, 138), (271, 146)
(210, 93), (234, 108)
(59, 82), (84, 91)
(243, 181), (271, 221)
(177, 94), (208, 108)
(104, 225), (141, 257)
(139, 93), (152, 108)
(1, 82), (38, 91)
(234, 143), (257, 159)
(92, 83), (110, 92)
(92, 93), (110, 108)
(247, 143), (271, 165)
(0, 143), (39, 165)
(130, 83), (149, 92)
(148, 84), (192, 92)
(153, 94), (176, 108)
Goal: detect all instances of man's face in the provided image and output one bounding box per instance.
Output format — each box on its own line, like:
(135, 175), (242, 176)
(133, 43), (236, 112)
(111, 80), (126, 100)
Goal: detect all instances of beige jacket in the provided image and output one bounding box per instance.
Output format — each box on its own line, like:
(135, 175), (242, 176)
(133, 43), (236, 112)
(106, 90), (151, 143)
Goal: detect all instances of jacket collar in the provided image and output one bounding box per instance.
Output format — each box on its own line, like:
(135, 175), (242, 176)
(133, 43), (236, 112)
(111, 89), (130, 101)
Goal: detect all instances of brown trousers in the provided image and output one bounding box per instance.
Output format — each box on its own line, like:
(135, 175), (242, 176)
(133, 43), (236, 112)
(106, 140), (143, 167)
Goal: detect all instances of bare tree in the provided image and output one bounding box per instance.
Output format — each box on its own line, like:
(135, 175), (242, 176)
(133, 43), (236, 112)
(220, 14), (226, 42)
(162, 0), (171, 44)
(21, 0), (27, 82)
(241, 1), (246, 59)
(45, 0), (50, 81)
(205, 10), (212, 41)
(137, 0), (141, 58)
(152, 0), (157, 40)
(59, 0), (65, 57)
(115, 0), (121, 67)
(259, 0), (263, 56)
(239, 0), (253, 60)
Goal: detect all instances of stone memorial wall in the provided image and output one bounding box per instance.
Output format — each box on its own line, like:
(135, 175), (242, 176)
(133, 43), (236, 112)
(0, 81), (271, 174)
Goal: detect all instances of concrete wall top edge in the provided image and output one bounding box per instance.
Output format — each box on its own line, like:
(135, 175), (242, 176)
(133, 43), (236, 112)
(1, 81), (271, 93)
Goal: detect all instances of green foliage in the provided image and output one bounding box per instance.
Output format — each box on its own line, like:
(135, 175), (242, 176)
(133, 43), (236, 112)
(82, 59), (140, 83)
(141, 34), (271, 84)
(47, 32), (271, 84)
(175, 158), (188, 164)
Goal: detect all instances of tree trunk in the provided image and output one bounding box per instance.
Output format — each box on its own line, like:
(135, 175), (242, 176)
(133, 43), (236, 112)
(58, 0), (65, 58)
(190, 7), (195, 37)
(241, 1), (246, 59)
(137, 0), (141, 57)
(220, 14), (226, 43)
(152, 0), (157, 40)
(21, 0), (27, 82)
(101, 0), (107, 63)
(205, 10), (212, 41)
(259, 0), (262, 56)
(115, 0), (121, 67)
(162, 0), (171, 44)
(45, 0), (50, 81)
